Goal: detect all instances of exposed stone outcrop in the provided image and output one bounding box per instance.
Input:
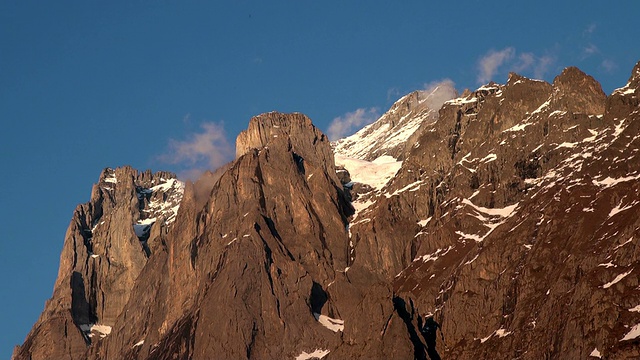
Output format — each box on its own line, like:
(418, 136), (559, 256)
(14, 169), (184, 360)
(348, 62), (639, 359)
(14, 61), (640, 360)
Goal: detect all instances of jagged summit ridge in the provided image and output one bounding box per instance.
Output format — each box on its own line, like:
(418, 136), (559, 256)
(14, 62), (640, 360)
(347, 64), (640, 358)
(333, 83), (457, 162)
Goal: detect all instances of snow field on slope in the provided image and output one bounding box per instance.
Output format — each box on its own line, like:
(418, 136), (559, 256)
(335, 154), (402, 192)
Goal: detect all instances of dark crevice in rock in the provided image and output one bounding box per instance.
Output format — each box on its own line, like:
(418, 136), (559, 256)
(448, 110), (463, 160)
(190, 237), (198, 270)
(309, 282), (328, 314)
(256, 222), (280, 318)
(261, 215), (295, 262)
(141, 241), (151, 258)
(393, 296), (426, 360)
(246, 321), (259, 359)
(71, 271), (96, 345)
(292, 152), (305, 175)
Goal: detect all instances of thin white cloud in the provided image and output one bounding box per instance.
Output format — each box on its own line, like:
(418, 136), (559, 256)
(581, 43), (600, 59)
(477, 47), (515, 84)
(477, 47), (556, 83)
(386, 87), (401, 102)
(327, 107), (380, 140)
(601, 59), (618, 73)
(160, 122), (233, 179)
(584, 44), (599, 55)
(513, 53), (535, 73)
(584, 23), (597, 35)
(533, 55), (555, 79)
(421, 79), (457, 109)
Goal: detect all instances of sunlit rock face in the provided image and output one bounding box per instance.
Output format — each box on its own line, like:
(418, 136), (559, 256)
(14, 61), (640, 360)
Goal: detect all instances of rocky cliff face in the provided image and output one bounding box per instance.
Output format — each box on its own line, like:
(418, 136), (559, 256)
(345, 63), (640, 359)
(14, 61), (640, 360)
(14, 168), (184, 360)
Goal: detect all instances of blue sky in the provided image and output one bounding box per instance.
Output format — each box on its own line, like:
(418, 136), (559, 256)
(1, 1), (639, 357)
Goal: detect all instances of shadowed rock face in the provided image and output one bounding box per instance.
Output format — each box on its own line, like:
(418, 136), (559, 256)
(14, 61), (640, 360)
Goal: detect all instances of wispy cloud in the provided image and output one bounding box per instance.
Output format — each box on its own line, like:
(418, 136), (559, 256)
(533, 55), (555, 79)
(584, 23), (597, 35)
(477, 47), (556, 83)
(421, 79), (458, 109)
(581, 43), (599, 59)
(327, 107), (380, 140)
(160, 122), (233, 179)
(477, 47), (515, 84)
(386, 87), (401, 102)
(512, 53), (535, 73)
(601, 59), (618, 73)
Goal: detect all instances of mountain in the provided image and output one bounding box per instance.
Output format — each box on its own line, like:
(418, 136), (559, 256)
(333, 82), (457, 162)
(14, 61), (640, 360)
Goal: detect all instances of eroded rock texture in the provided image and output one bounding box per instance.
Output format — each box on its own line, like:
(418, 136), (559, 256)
(14, 61), (640, 360)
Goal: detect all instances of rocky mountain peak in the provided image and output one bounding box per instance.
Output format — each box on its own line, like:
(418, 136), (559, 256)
(613, 60), (640, 95)
(14, 167), (184, 360)
(631, 60), (640, 84)
(14, 61), (640, 360)
(333, 84), (457, 161)
(551, 66), (606, 114)
(506, 72), (527, 84)
(235, 111), (336, 177)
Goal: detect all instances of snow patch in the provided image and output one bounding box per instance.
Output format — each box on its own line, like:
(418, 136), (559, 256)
(621, 323), (640, 341)
(456, 231), (483, 242)
(598, 262), (615, 268)
(417, 246), (453, 262)
(480, 154), (497, 163)
(603, 269), (633, 288)
(531, 99), (551, 115)
(609, 201), (637, 218)
(480, 328), (512, 343)
(104, 175), (117, 184)
(79, 323), (112, 338)
(462, 198), (518, 217)
(504, 123), (531, 132)
(456, 199), (518, 242)
(464, 254), (479, 265)
(592, 174), (640, 188)
(590, 348), (602, 358)
(133, 340), (144, 347)
(555, 142), (578, 149)
(629, 305), (640, 312)
(446, 97), (478, 105)
(295, 349), (330, 360)
(615, 237), (634, 250)
(386, 179), (424, 197)
(313, 313), (344, 332)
